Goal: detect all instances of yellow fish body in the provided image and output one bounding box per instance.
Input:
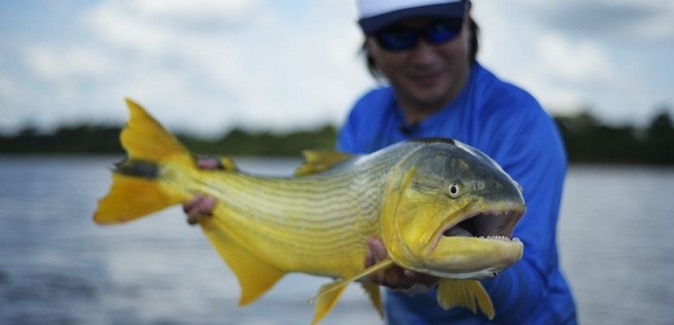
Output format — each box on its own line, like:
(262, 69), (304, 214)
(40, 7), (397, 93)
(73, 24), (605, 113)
(94, 99), (526, 324)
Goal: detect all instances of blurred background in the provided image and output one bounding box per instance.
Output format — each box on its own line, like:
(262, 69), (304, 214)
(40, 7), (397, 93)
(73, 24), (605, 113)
(1, 0), (673, 324)
(1, 0), (672, 136)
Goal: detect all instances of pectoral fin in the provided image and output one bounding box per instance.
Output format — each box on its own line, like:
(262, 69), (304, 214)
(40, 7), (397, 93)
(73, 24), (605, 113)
(436, 278), (494, 320)
(201, 218), (286, 306)
(311, 257), (394, 303)
(309, 257), (394, 324)
(311, 280), (349, 325)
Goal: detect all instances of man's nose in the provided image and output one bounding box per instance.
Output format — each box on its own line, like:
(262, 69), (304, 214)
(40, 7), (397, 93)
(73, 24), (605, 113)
(409, 40), (440, 66)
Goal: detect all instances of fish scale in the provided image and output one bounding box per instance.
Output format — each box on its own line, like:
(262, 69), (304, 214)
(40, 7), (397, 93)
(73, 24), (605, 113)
(198, 173), (382, 269)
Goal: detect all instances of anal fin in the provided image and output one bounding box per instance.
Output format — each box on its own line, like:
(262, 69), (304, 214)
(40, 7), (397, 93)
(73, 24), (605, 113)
(200, 217), (286, 306)
(361, 282), (383, 319)
(436, 278), (495, 320)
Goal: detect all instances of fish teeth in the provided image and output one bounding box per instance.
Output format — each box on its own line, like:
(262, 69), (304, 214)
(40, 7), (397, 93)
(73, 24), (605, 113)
(474, 236), (516, 241)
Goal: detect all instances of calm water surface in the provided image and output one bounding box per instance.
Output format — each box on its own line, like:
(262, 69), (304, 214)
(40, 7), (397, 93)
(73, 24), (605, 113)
(0, 155), (672, 325)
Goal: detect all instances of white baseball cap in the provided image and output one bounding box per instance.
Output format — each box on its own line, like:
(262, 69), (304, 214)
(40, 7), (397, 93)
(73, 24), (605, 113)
(357, 0), (468, 35)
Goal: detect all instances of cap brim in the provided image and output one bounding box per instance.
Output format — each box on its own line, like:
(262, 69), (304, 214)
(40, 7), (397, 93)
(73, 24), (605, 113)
(358, 2), (466, 35)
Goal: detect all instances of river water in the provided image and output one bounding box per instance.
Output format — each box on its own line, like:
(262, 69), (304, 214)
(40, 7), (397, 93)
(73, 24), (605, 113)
(0, 155), (672, 324)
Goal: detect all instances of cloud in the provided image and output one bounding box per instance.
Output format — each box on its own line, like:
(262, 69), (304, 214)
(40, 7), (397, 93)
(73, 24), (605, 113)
(517, 34), (618, 114)
(0, 71), (18, 99)
(534, 34), (615, 84)
(1, 1), (671, 135)
(58, 0), (374, 136)
(523, 0), (674, 43)
(83, 3), (177, 56)
(472, 0), (673, 124)
(24, 45), (114, 81)
(0, 70), (24, 133)
(122, 0), (263, 25)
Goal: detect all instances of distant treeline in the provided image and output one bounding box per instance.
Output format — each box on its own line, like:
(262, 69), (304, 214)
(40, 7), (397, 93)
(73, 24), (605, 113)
(1, 110), (673, 164)
(0, 124), (338, 156)
(555, 110), (674, 165)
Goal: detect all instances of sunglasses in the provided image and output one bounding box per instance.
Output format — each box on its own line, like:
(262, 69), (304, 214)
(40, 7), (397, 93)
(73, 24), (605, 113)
(373, 19), (464, 52)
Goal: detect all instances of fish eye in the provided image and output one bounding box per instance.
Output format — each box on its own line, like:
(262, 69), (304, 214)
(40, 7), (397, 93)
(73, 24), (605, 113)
(448, 183), (461, 198)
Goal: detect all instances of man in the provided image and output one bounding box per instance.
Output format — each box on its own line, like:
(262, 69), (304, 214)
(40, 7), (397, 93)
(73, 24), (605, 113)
(185, 0), (577, 323)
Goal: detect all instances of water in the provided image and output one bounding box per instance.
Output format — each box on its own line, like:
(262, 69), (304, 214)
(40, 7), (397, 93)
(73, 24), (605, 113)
(0, 156), (672, 325)
(558, 165), (674, 325)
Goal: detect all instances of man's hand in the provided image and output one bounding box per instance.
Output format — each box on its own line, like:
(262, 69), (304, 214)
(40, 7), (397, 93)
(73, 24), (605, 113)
(365, 237), (439, 294)
(183, 158), (220, 225)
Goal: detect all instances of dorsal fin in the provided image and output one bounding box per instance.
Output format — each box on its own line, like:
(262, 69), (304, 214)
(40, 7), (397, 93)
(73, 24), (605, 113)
(219, 157), (238, 171)
(294, 150), (352, 176)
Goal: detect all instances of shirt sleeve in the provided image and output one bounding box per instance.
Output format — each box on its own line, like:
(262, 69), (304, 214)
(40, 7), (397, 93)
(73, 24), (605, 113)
(480, 98), (568, 322)
(336, 88), (388, 154)
(336, 106), (360, 153)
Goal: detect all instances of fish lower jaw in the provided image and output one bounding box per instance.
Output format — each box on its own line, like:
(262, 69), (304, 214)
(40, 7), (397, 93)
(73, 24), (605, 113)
(434, 225), (519, 253)
(432, 236), (523, 250)
(418, 235), (524, 277)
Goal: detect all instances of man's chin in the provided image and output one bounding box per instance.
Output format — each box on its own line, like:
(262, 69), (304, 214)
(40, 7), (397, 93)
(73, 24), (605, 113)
(409, 90), (453, 110)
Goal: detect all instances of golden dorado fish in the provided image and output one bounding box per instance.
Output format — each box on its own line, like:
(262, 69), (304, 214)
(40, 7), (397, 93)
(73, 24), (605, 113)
(94, 99), (526, 324)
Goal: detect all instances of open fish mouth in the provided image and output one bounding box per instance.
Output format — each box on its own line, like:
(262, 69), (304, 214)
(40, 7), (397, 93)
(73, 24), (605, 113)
(442, 210), (524, 241)
(419, 207), (526, 279)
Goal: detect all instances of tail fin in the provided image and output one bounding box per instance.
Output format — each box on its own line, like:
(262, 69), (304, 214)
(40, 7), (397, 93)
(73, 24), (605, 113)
(93, 98), (194, 225)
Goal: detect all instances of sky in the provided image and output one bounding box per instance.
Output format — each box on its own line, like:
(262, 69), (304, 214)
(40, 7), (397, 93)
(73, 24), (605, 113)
(1, 0), (672, 137)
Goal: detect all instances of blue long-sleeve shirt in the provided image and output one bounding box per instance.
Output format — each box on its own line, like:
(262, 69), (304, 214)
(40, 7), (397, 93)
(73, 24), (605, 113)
(337, 63), (577, 324)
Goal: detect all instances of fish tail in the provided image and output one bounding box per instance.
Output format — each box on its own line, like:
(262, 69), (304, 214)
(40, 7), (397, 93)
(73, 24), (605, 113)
(93, 98), (195, 225)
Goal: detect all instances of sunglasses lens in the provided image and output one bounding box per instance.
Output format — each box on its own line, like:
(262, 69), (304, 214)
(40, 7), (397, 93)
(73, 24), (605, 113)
(374, 19), (463, 51)
(425, 20), (463, 44)
(375, 29), (417, 51)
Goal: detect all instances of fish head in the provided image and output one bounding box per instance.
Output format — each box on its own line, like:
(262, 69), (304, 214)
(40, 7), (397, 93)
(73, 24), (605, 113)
(380, 139), (526, 280)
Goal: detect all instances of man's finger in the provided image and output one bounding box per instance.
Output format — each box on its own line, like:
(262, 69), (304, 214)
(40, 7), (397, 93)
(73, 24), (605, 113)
(384, 267), (410, 289)
(183, 194), (203, 214)
(185, 195), (216, 225)
(197, 158), (222, 169)
(404, 270), (439, 288)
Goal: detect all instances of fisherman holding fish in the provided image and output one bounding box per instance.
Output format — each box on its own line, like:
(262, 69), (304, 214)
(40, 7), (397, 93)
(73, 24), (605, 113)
(184, 0), (577, 323)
